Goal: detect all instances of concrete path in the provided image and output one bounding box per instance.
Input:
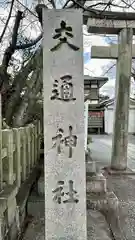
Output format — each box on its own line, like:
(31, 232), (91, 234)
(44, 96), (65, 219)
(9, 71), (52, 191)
(89, 134), (135, 170)
(89, 134), (135, 240)
(22, 134), (135, 240)
(105, 174), (135, 240)
(22, 187), (113, 240)
(23, 197), (113, 240)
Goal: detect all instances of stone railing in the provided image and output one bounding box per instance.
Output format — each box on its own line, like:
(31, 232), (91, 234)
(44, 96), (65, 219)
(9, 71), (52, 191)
(0, 120), (41, 239)
(0, 121), (41, 190)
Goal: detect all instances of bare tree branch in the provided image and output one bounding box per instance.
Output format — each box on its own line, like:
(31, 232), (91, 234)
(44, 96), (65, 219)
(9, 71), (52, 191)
(84, 8), (135, 21)
(48, 0), (56, 8)
(89, 1), (129, 10)
(5, 48), (42, 124)
(15, 33), (42, 50)
(99, 0), (112, 15)
(2, 10), (23, 72)
(35, 4), (48, 26)
(0, 0), (15, 43)
(62, 0), (71, 8)
(16, 0), (38, 18)
(66, 0), (97, 12)
(121, 0), (135, 11)
(103, 63), (116, 76)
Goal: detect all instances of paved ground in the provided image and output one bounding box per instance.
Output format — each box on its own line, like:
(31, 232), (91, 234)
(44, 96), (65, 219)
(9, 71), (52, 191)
(89, 134), (135, 240)
(23, 189), (113, 240)
(89, 134), (135, 170)
(105, 174), (135, 240)
(22, 134), (135, 240)
(23, 197), (113, 240)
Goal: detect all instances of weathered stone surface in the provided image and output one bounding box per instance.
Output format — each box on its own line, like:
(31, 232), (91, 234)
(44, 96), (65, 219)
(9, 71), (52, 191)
(87, 210), (112, 240)
(23, 194), (113, 240)
(37, 176), (44, 196)
(91, 45), (135, 59)
(84, 102), (88, 151)
(86, 161), (96, 173)
(0, 199), (7, 216)
(87, 17), (135, 34)
(87, 136), (135, 239)
(0, 185), (18, 240)
(43, 9), (87, 240)
(86, 173), (107, 193)
(104, 175), (135, 240)
(89, 27), (133, 170)
(16, 163), (41, 214)
(7, 198), (17, 225)
(111, 28), (133, 170)
(8, 220), (19, 240)
(104, 166), (135, 175)
(0, 185), (18, 224)
(87, 191), (118, 212)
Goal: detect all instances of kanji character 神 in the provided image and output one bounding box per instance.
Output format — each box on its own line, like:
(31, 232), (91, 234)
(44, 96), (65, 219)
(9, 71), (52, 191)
(52, 128), (64, 154)
(64, 126), (77, 158)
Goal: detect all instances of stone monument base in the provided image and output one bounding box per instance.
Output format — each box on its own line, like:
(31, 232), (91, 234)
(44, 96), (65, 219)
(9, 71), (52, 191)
(87, 191), (118, 212)
(103, 166), (135, 175)
(86, 173), (107, 193)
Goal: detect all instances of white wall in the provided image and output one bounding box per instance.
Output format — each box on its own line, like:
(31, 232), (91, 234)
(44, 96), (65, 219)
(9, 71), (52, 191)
(128, 109), (135, 133)
(105, 107), (114, 134)
(84, 100), (89, 150)
(105, 104), (135, 134)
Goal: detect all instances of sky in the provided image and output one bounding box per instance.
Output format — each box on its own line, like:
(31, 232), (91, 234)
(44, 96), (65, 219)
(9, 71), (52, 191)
(83, 32), (115, 98)
(83, 28), (135, 98)
(0, 0), (135, 98)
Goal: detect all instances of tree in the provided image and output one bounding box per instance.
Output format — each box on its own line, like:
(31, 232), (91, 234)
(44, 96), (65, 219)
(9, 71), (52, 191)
(0, 0), (135, 127)
(99, 94), (110, 102)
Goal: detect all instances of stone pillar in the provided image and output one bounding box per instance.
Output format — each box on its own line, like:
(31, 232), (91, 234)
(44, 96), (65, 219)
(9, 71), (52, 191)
(84, 101), (89, 151)
(43, 9), (87, 240)
(111, 28), (133, 170)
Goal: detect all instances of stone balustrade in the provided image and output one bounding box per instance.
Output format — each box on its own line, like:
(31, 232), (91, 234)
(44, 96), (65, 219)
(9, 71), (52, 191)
(0, 121), (41, 190)
(0, 120), (41, 240)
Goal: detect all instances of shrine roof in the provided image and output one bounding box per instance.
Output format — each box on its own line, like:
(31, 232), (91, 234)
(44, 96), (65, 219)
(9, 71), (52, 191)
(84, 75), (108, 89)
(100, 97), (135, 107)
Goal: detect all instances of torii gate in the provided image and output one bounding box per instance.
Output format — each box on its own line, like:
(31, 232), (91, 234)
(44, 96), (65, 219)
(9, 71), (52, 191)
(86, 15), (135, 171)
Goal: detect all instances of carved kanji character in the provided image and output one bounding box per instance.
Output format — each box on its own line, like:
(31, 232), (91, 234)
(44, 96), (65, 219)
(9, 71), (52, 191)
(63, 180), (79, 203)
(50, 20), (79, 52)
(52, 128), (64, 154)
(50, 79), (59, 100)
(50, 75), (76, 102)
(60, 75), (76, 101)
(64, 126), (77, 158)
(52, 181), (64, 204)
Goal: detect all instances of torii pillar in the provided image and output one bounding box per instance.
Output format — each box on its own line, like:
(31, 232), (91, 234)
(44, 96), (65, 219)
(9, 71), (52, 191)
(87, 17), (135, 170)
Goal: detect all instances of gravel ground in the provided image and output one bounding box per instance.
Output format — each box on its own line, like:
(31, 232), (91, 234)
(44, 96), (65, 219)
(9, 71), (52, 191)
(22, 176), (135, 240)
(23, 135), (135, 240)
(90, 135), (135, 239)
(23, 207), (112, 240)
(22, 217), (45, 240)
(22, 185), (112, 240)
(105, 174), (135, 240)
